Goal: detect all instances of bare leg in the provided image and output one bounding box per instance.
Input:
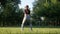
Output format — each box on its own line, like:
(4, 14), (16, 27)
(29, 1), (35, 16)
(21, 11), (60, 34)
(30, 23), (32, 31)
(30, 18), (32, 31)
(27, 15), (32, 31)
(21, 14), (26, 31)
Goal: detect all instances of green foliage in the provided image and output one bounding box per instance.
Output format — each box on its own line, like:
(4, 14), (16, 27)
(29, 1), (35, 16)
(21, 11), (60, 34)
(33, 0), (60, 26)
(0, 0), (23, 26)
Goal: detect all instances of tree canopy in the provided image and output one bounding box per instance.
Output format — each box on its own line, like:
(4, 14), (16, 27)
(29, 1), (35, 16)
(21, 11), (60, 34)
(0, 0), (23, 26)
(33, 0), (60, 26)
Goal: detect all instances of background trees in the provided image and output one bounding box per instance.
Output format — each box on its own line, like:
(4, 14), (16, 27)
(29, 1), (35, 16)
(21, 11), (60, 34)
(0, 0), (23, 27)
(0, 0), (60, 27)
(33, 0), (60, 26)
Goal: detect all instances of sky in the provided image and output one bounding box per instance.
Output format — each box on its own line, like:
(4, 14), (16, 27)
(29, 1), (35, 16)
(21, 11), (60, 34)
(18, 0), (35, 10)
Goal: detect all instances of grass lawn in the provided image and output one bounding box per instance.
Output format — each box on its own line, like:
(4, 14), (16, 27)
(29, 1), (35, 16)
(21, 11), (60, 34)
(0, 27), (60, 34)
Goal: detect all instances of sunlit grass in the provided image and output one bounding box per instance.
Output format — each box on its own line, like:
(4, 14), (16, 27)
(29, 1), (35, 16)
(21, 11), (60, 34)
(0, 27), (60, 34)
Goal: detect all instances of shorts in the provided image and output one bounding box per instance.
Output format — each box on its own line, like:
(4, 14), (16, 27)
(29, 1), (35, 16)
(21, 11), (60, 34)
(24, 14), (30, 20)
(26, 14), (30, 19)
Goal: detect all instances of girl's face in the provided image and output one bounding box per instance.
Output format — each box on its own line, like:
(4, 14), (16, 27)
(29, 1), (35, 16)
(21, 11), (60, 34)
(25, 5), (29, 9)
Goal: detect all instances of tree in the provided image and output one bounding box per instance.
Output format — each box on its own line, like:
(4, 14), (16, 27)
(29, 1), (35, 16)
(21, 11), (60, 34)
(0, 0), (22, 26)
(33, 0), (60, 26)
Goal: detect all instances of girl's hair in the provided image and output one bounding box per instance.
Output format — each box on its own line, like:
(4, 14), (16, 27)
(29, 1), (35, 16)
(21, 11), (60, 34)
(26, 5), (29, 7)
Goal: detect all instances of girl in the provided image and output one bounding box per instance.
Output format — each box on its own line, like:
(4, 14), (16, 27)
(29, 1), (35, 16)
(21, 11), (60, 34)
(21, 5), (32, 31)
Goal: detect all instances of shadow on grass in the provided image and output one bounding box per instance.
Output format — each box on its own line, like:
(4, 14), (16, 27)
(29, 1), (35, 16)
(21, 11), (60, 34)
(0, 26), (60, 28)
(24, 26), (60, 28)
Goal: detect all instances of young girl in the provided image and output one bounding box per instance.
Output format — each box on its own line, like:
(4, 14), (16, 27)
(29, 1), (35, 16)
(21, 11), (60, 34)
(21, 5), (32, 31)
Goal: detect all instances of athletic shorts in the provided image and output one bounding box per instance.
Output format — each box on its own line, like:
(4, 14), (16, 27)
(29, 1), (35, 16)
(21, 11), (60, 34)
(24, 14), (30, 20)
(27, 14), (30, 19)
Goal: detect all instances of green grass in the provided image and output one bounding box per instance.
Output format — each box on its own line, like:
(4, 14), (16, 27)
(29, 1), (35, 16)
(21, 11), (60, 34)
(0, 27), (60, 34)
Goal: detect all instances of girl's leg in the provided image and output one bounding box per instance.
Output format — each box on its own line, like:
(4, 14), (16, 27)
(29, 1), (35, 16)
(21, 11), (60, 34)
(21, 14), (26, 31)
(30, 18), (32, 31)
(27, 15), (32, 31)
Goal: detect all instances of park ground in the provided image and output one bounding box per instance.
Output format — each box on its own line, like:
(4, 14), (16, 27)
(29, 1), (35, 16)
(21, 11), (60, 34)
(0, 27), (60, 34)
